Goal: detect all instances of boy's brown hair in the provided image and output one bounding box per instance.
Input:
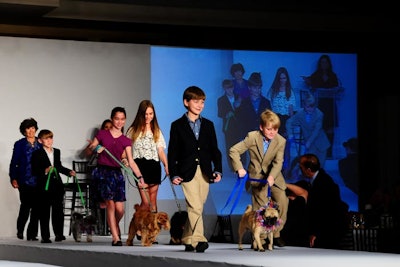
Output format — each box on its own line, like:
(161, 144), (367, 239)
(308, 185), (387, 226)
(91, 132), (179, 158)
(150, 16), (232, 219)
(222, 79), (234, 89)
(183, 86), (206, 109)
(38, 129), (53, 139)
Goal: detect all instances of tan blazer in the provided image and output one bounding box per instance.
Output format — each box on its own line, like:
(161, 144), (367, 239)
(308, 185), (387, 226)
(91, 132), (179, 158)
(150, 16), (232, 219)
(229, 130), (287, 191)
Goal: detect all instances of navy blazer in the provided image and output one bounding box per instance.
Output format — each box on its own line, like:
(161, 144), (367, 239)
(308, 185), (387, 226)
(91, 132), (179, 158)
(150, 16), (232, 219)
(31, 147), (71, 194)
(168, 114), (222, 183)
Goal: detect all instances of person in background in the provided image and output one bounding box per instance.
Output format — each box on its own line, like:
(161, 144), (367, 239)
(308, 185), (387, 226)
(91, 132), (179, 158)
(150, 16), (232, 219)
(100, 119), (112, 131)
(87, 118), (113, 236)
(217, 79), (241, 172)
(286, 93), (330, 168)
(235, 72), (271, 137)
(230, 63), (249, 103)
(9, 118), (42, 241)
(229, 109), (288, 247)
(31, 129), (76, 243)
(303, 54), (340, 158)
(298, 153), (349, 249)
(266, 66), (297, 138)
(303, 54), (339, 89)
(126, 100), (169, 213)
(338, 137), (358, 195)
(88, 118), (113, 208)
(266, 67), (297, 175)
(87, 106), (143, 246)
(168, 86), (223, 253)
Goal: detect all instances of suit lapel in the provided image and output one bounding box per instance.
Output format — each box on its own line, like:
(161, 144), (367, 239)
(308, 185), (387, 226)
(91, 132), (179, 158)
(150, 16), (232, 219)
(255, 132), (264, 159)
(180, 115), (197, 140)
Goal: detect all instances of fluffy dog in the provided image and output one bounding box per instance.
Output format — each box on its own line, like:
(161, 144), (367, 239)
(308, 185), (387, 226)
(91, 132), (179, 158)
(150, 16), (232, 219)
(238, 204), (280, 251)
(169, 210), (188, 245)
(126, 204), (171, 247)
(70, 212), (97, 242)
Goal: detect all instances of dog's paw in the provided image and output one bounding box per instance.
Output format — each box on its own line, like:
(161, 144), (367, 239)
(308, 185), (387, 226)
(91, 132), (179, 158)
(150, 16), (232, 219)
(87, 235), (93, 243)
(126, 240), (133, 246)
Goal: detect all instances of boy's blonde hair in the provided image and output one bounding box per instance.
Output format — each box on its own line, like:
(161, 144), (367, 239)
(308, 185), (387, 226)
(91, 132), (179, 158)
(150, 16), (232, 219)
(260, 109), (280, 129)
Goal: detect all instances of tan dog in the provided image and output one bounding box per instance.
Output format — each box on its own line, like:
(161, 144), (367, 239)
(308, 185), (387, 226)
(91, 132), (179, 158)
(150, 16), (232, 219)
(238, 204), (280, 251)
(126, 204), (171, 247)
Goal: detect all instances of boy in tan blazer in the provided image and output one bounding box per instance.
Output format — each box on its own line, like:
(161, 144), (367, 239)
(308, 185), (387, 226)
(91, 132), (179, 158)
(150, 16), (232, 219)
(230, 109), (288, 247)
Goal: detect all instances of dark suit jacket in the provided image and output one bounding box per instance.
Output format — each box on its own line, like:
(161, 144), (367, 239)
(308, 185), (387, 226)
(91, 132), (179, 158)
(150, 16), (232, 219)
(235, 96), (271, 139)
(217, 94), (241, 148)
(168, 114), (222, 183)
(217, 94), (235, 134)
(31, 147), (71, 195)
(307, 168), (349, 248)
(338, 153), (358, 195)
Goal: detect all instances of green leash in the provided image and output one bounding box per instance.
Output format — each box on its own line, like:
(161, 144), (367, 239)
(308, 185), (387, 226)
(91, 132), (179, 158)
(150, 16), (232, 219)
(94, 145), (139, 183)
(45, 166), (59, 191)
(95, 145), (152, 209)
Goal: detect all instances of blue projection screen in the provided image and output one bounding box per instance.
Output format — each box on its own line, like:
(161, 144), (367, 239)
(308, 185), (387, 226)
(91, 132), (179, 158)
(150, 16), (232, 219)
(151, 46), (358, 213)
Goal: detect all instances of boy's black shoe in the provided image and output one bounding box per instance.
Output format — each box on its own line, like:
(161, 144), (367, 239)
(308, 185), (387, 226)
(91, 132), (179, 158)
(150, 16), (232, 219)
(55, 235), (66, 242)
(195, 242), (209, 253)
(184, 244), (195, 252)
(273, 237), (286, 247)
(17, 233), (23, 240)
(41, 239), (52, 243)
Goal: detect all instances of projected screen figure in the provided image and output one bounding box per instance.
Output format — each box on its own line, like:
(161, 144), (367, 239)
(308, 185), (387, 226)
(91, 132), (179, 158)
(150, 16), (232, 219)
(151, 46), (358, 212)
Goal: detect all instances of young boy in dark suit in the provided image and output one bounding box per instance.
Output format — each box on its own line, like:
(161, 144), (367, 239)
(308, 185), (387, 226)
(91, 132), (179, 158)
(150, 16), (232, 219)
(168, 86), (223, 253)
(31, 129), (76, 243)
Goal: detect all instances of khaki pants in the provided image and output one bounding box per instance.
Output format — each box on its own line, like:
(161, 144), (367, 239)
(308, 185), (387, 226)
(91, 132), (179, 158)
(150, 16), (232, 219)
(181, 166), (209, 247)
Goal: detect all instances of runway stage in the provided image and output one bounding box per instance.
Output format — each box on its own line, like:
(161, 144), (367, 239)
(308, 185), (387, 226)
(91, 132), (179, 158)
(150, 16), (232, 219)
(1, 235), (400, 267)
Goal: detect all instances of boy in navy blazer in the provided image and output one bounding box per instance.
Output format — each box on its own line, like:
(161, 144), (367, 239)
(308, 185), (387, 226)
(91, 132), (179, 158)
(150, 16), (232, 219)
(168, 86), (222, 253)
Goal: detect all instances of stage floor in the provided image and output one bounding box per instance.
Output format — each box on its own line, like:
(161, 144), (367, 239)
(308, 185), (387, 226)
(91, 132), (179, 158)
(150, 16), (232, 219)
(1, 234), (400, 267)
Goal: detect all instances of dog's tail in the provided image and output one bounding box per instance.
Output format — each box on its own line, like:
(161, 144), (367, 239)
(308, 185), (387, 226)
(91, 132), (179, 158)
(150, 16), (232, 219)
(244, 204), (252, 214)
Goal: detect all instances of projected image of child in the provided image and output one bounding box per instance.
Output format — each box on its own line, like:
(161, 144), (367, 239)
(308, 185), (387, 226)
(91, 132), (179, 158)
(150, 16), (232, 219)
(286, 93), (330, 170)
(217, 79), (242, 172)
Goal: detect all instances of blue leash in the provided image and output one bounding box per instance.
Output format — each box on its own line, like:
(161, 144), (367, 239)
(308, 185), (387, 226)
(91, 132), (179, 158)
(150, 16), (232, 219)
(220, 173), (271, 215)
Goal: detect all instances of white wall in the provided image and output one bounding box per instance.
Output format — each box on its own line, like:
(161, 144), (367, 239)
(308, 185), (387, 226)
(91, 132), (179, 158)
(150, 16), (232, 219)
(0, 36), (150, 237)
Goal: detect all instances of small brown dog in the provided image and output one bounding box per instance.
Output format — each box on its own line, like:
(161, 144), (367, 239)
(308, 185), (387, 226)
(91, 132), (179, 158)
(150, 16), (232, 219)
(238, 204), (280, 251)
(126, 204), (171, 247)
